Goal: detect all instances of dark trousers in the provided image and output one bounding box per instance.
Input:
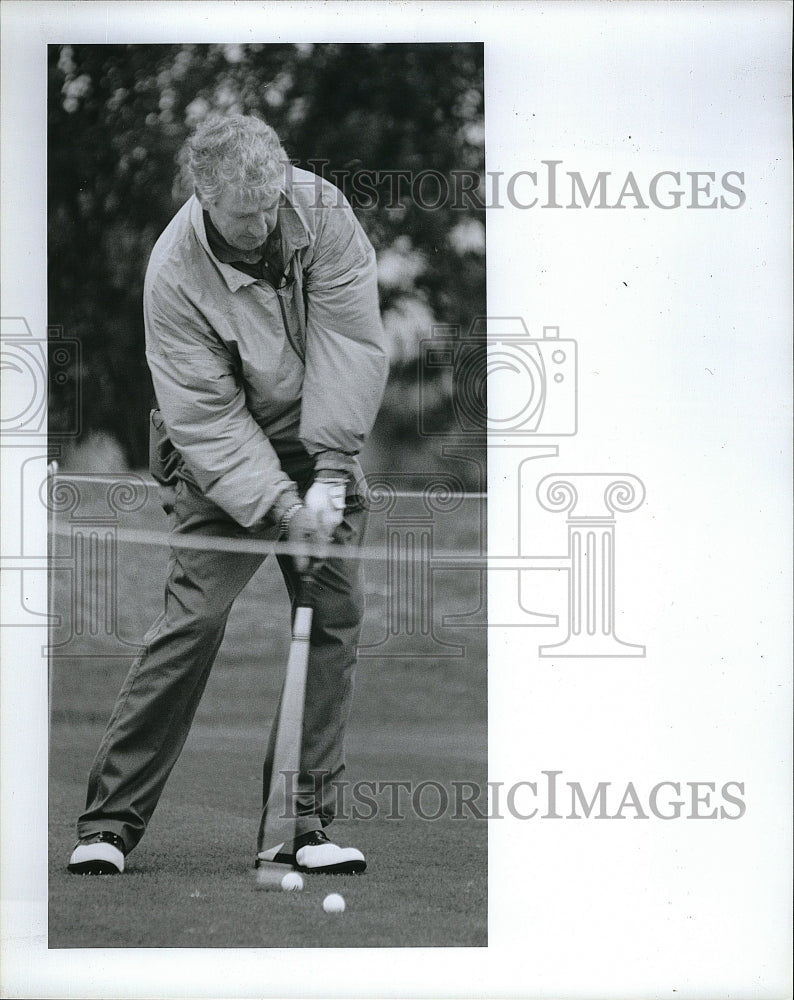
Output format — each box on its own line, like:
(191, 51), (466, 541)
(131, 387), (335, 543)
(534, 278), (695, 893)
(76, 475), (368, 854)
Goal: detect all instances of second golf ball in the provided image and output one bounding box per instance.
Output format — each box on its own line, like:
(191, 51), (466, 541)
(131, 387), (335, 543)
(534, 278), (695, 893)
(281, 871), (304, 892)
(322, 892), (346, 913)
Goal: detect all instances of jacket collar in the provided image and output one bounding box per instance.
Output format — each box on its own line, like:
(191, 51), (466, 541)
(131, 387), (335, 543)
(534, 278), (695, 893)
(189, 182), (310, 292)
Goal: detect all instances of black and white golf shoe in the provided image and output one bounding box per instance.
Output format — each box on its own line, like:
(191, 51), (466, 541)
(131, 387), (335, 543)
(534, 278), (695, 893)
(255, 829), (366, 875)
(67, 831), (126, 875)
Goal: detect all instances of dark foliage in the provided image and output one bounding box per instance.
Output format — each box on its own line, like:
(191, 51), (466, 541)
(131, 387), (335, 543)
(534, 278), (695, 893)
(48, 43), (485, 477)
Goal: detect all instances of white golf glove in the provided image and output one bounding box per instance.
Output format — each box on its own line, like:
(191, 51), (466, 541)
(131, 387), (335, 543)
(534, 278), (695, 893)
(303, 476), (347, 540)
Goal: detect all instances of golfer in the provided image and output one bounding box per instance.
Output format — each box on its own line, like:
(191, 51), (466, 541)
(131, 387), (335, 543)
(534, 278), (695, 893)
(68, 114), (388, 876)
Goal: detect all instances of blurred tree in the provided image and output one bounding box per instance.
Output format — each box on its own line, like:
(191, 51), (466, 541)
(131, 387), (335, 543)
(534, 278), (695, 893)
(48, 43), (485, 483)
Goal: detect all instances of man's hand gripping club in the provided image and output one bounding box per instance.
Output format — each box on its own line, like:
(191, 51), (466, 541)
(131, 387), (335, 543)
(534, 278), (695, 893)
(281, 473), (347, 573)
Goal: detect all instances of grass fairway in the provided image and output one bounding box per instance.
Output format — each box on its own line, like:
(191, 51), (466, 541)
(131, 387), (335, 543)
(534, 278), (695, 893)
(48, 479), (487, 948)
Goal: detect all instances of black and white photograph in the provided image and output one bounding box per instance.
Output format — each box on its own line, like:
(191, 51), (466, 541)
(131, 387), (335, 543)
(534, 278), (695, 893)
(1, 1), (791, 997)
(44, 38), (488, 949)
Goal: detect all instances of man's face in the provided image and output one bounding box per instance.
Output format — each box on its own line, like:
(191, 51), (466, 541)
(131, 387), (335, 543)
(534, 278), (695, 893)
(202, 187), (280, 253)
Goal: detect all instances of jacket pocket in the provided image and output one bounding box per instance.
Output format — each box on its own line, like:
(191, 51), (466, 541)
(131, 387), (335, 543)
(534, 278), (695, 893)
(148, 408), (181, 487)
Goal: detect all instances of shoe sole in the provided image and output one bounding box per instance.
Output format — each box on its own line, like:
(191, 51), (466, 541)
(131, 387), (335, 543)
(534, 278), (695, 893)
(254, 857), (366, 875)
(296, 858), (366, 875)
(67, 860), (123, 875)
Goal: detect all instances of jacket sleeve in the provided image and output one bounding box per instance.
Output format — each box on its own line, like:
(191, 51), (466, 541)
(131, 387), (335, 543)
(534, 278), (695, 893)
(299, 191), (388, 473)
(144, 278), (299, 529)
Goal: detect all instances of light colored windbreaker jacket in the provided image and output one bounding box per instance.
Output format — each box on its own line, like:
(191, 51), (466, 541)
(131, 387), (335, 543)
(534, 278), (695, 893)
(143, 167), (388, 530)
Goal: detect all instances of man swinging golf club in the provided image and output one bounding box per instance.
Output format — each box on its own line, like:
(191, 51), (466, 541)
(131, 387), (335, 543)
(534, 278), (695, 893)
(67, 113), (388, 876)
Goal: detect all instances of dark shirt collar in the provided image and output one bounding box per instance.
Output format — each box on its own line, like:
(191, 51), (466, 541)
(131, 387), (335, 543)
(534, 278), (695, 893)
(203, 209), (293, 288)
(191, 175), (310, 291)
(203, 210), (276, 265)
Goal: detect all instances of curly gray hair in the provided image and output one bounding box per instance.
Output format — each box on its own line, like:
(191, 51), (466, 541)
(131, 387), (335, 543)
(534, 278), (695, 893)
(186, 114), (288, 204)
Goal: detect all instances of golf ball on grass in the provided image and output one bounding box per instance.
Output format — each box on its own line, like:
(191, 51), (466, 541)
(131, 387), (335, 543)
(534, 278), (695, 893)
(322, 892), (346, 914)
(281, 871), (304, 892)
